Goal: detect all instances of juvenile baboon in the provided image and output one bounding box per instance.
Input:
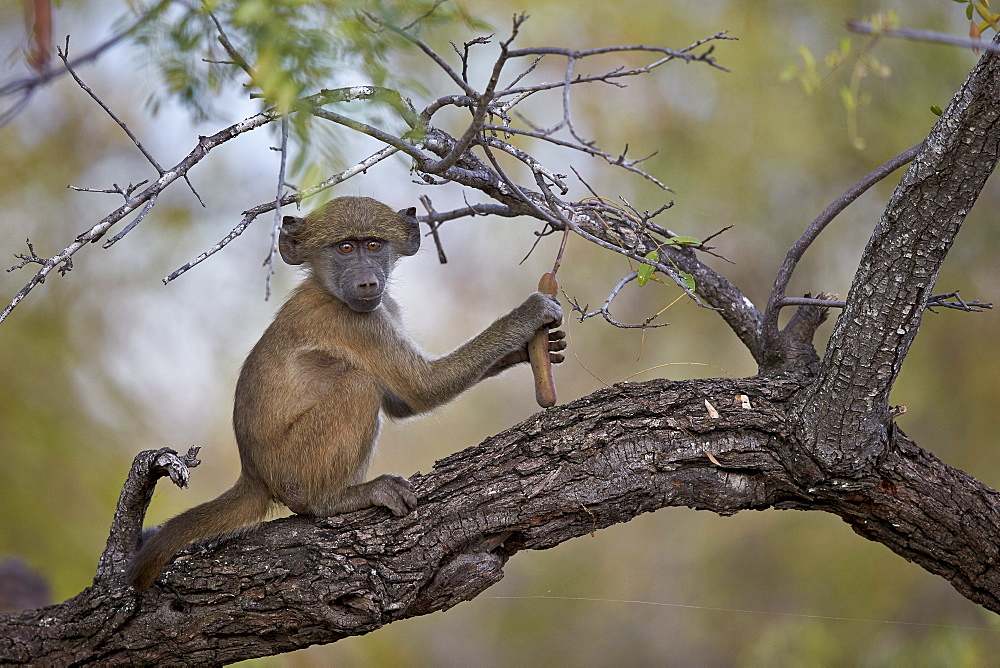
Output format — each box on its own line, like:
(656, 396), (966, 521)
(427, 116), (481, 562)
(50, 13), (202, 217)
(127, 196), (565, 590)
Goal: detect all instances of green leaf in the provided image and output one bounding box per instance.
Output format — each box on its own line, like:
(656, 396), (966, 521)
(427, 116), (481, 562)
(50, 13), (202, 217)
(637, 251), (658, 287)
(678, 272), (696, 291)
(931, 105), (943, 116)
(664, 236), (701, 246)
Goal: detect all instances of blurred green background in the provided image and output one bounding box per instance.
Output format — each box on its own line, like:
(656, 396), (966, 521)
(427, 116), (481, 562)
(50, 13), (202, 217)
(2, 0), (999, 664)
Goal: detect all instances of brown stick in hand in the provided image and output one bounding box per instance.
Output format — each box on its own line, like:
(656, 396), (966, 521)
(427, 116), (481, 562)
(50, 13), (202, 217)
(528, 271), (559, 407)
(527, 226), (570, 407)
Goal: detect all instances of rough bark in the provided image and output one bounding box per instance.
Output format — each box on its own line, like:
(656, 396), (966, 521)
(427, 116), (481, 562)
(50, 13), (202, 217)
(795, 38), (1000, 475)
(2, 373), (999, 664)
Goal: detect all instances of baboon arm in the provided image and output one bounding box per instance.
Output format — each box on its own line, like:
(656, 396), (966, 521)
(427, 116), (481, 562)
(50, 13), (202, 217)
(372, 307), (543, 414)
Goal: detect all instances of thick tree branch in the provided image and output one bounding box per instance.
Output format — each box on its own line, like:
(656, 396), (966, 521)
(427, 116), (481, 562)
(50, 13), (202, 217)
(796, 37), (1000, 475)
(95, 447), (202, 583)
(4, 373), (1000, 663)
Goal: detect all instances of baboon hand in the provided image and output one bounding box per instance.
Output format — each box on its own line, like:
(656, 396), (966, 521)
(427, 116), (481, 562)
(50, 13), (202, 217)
(526, 291), (563, 329)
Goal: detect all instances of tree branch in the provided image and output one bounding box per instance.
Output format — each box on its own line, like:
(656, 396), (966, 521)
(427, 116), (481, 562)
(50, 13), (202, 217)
(0, 108), (278, 323)
(847, 19), (1000, 54)
(0, 1), (169, 128)
(759, 143), (922, 369)
(795, 36), (1000, 475)
(4, 373), (1000, 663)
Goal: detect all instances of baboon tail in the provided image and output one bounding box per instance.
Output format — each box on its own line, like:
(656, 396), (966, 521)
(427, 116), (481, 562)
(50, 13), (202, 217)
(127, 475), (272, 590)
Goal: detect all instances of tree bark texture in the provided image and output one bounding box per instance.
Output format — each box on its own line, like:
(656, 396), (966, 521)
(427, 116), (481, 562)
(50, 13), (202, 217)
(1, 34), (999, 668)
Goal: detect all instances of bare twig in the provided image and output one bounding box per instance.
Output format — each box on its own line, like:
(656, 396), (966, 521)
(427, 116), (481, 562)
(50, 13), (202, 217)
(103, 196), (158, 248)
(164, 145), (400, 284)
(265, 115), (290, 300)
(567, 272), (670, 329)
(763, 292), (982, 323)
(418, 196), (449, 264)
(925, 291), (993, 313)
(847, 20), (1000, 54)
(207, 10), (258, 80)
(67, 181), (148, 198)
(7, 240), (45, 273)
(479, 135), (568, 193)
(0, 0), (168, 128)
(1, 109), (278, 323)
(58, 38), (163, 174)
(57, 37), (203, 216)
(760, 143), (922, 354)
(485, 124), (670, 190)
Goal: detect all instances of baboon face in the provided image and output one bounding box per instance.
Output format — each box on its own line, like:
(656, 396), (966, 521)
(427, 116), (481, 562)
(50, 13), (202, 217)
(314, 236), (393, 312)
(279, 197), (420, 312)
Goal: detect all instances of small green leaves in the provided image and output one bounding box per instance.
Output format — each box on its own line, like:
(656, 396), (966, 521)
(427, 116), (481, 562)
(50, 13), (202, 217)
(637, 250), (658, 286)
(931, 105), (944, 116)
(663, 236), (701, 246)
(636, 249), (696, 292)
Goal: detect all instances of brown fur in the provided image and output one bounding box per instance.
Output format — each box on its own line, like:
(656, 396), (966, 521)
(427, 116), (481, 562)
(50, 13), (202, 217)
(127, 196), (564, 590)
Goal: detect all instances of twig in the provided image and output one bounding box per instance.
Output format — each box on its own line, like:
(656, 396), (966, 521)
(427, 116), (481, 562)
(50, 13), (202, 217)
(67, 181), (148, 198)
(102, 196), (157, 248)
(1, 109), (278, 323)
(0, 0), (168, 128)
(207, 10), (258, 80)
(57, 37), (203, 215)
(925, 291), (993, 313)
(567, 272), (670, 329)
(761, 143), (922, 351)
(7, 239), (45, 273)
(418, 195), (448, 264)
(479, 135), (568, 194)
(265, 115), (290, 300)
(485, 124), (670, 190)
(847, 20), (1000, 54)
(58, 37), (163, 174)
(164, 145), (400, 284)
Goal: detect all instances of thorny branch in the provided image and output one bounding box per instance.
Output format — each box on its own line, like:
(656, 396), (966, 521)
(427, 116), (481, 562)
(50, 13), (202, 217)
(2, 12), (735, 322)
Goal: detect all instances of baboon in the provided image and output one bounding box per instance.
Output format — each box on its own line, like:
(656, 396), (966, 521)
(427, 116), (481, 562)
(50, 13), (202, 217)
(127, 196), (565, 590)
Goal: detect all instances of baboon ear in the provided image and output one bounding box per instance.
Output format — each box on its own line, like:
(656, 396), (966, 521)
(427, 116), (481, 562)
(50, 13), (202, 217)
(279, 215), (306, 265)
(396, 207), (420, 257)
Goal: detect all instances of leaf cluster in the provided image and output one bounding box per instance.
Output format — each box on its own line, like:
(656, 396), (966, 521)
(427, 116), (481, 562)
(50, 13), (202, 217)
(129, 0), (483, 121)
(779, 12), (896, 150)
(953, 0), (1000, 37)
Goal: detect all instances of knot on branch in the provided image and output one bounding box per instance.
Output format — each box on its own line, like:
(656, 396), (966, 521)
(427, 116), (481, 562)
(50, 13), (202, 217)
(760, 293), (838, 374)
(412, 550), (507, 615)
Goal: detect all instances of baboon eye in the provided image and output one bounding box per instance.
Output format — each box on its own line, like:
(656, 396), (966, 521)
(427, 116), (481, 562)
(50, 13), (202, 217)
(366, 240), (382, 252)
(337, 242), (355, 254)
